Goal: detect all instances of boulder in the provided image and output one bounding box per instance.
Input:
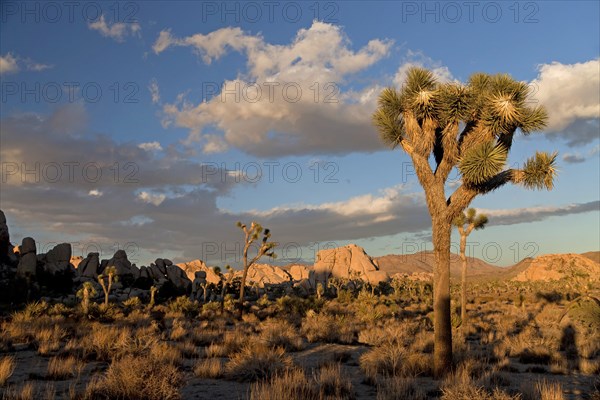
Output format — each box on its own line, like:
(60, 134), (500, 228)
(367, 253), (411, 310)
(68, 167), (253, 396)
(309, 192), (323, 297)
(38, 243), (75, 292)
(17, 237), (38, 278)
(313, 244), (386, 283)
(177, 259), (221, 285)
(242, 264), (292, 287)
(78, 252), (100, 279)
(166, 264), (192, 294)
(106, 250), (140, 286)
(289, 264), (315, 286)
(43, 243), (72, 275)
(0, 210), (15, 266)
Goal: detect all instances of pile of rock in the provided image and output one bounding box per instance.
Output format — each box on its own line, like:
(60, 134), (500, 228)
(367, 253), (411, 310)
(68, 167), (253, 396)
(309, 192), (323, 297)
(313, 244), (389, 285)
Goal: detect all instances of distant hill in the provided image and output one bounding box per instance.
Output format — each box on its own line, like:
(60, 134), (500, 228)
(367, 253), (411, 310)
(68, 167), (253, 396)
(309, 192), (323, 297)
(582, 251), (600, 264)
(373, 251), (505, 279)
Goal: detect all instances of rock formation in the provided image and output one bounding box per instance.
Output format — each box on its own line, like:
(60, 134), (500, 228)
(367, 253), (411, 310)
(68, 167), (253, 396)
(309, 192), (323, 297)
(511, 254), (600, 282)
(177, 259), (222, 285)
(313, 244), (389, 284)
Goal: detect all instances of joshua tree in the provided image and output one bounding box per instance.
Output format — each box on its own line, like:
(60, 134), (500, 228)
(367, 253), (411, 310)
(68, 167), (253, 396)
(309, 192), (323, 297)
(372, 67), (556, 376)
(216, 265), (234, 314)
(316, 282), (325, 300)
(149, 285), (158, 308)
(97, 266), (118, 307)
(76, 281), (97, 315)
(452, 208), (488, 329)
(236, 221), (276, 318)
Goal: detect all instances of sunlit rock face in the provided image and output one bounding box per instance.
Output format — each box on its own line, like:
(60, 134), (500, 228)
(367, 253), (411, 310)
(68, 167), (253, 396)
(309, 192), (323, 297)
(178, 259), (222, 285)
(240, 264), (291, 287)
(313, 244), (389, 284)
(512, 253), (600, 282)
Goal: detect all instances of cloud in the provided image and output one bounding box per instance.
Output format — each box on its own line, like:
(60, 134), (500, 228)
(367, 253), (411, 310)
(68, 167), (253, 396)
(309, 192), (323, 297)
(88, 15), (141, 42)
(0, 53), (19, 74)
(562, 153), (586, 164)
(1, 53), (54, 74)
(155, 21), (393, 157)
(137, 191), (166, 206)
(138, 141), (163, 152)
(393, 50), (454, 88)
(148, 79), (160, 104)
(532, 59), (600, 146)
(88, 189), (103, 197)
(24, 58), (53, 71)
(479, 201), (600, 226)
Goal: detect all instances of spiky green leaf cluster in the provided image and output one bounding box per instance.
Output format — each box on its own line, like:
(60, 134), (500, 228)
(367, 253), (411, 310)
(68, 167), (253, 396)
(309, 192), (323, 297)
(520, 151), (558, 190)
(459, 142), (507, 185)
(452, 208), (489, 230)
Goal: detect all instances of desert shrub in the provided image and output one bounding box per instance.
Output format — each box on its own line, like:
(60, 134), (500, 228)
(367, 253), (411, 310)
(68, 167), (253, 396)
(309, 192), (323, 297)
(205, 330), (246, 358)
(225, 343), (292, 382)
(376, 377), (426, 400)
(168, 296), (199, 318)
(260, 319), (304, 351)
(249, 365), (355, 400)
(122, 296), (143, 311)
(1, 382), (35, 400)
(301, 311), (355, 344)
(194, 358), (223, 379)
(249, 369), (315, 400)
(520, 379), (565, 400)
(360, 340), (432, 382)
(314, 363), (354, 399)
(0, 356), (15, 386)
(84, 355), (182, 400)
(46, 356), (84, 380)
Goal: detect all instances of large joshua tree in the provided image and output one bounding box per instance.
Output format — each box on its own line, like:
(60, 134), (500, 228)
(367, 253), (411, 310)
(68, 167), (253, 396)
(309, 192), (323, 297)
(372, 67), (557, 376)
(236, 221), (276, 318)
(453, 208), (488, 329)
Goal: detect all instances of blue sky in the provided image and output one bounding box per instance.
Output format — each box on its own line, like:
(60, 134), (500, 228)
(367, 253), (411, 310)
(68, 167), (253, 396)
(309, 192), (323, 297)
(1, 1), (598, 268)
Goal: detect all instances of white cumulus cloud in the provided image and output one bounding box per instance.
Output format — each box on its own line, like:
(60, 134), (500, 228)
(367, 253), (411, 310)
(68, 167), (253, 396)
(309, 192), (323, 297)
(88, 15), (141, 42)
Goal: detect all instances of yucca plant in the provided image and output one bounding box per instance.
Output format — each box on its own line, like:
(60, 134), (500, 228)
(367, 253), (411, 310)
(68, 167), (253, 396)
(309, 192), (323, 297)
(236, 221), (277, 319)
(372, 67), (557, 377)
(452, 208), (488, 329)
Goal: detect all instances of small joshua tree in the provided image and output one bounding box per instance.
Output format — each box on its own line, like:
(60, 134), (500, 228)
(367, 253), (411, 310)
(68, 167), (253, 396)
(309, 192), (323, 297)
(236, 221), (277, 318)
(77, 281), (97, 315)
(452, 208), (488, 329)
(97, 266), (117, 307)
(149, 285), (158, 308)
(316, 282), (325, 300)
(216, 265), (235, 314)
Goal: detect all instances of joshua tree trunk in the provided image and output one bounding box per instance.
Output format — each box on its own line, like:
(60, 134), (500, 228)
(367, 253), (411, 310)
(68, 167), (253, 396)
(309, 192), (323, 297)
(460, 233), (467, 327)
(432, 216), (452, 378)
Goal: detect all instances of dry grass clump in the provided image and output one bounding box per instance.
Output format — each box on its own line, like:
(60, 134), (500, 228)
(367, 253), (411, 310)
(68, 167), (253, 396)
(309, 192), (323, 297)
(520, 379), (565, 400)
(441, 365), (520, 400)
(0, 356), (15, 386)
(194, 358), (223, 379)
(314, 362), (354, 399)
(249, 368), (315, 400)
(301, 311), (355, 344)
(46, 355), (84, 380)
(225, 342), (293, 382)
(84, 355), (182, 400)
(1, 382), (35, 400)
(204, 330), (246, 358)
(260, 319), (304, 351)
(360, 340), (432, 382)
(376, 377), (426, 400)
(249, 364), (355, 400)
